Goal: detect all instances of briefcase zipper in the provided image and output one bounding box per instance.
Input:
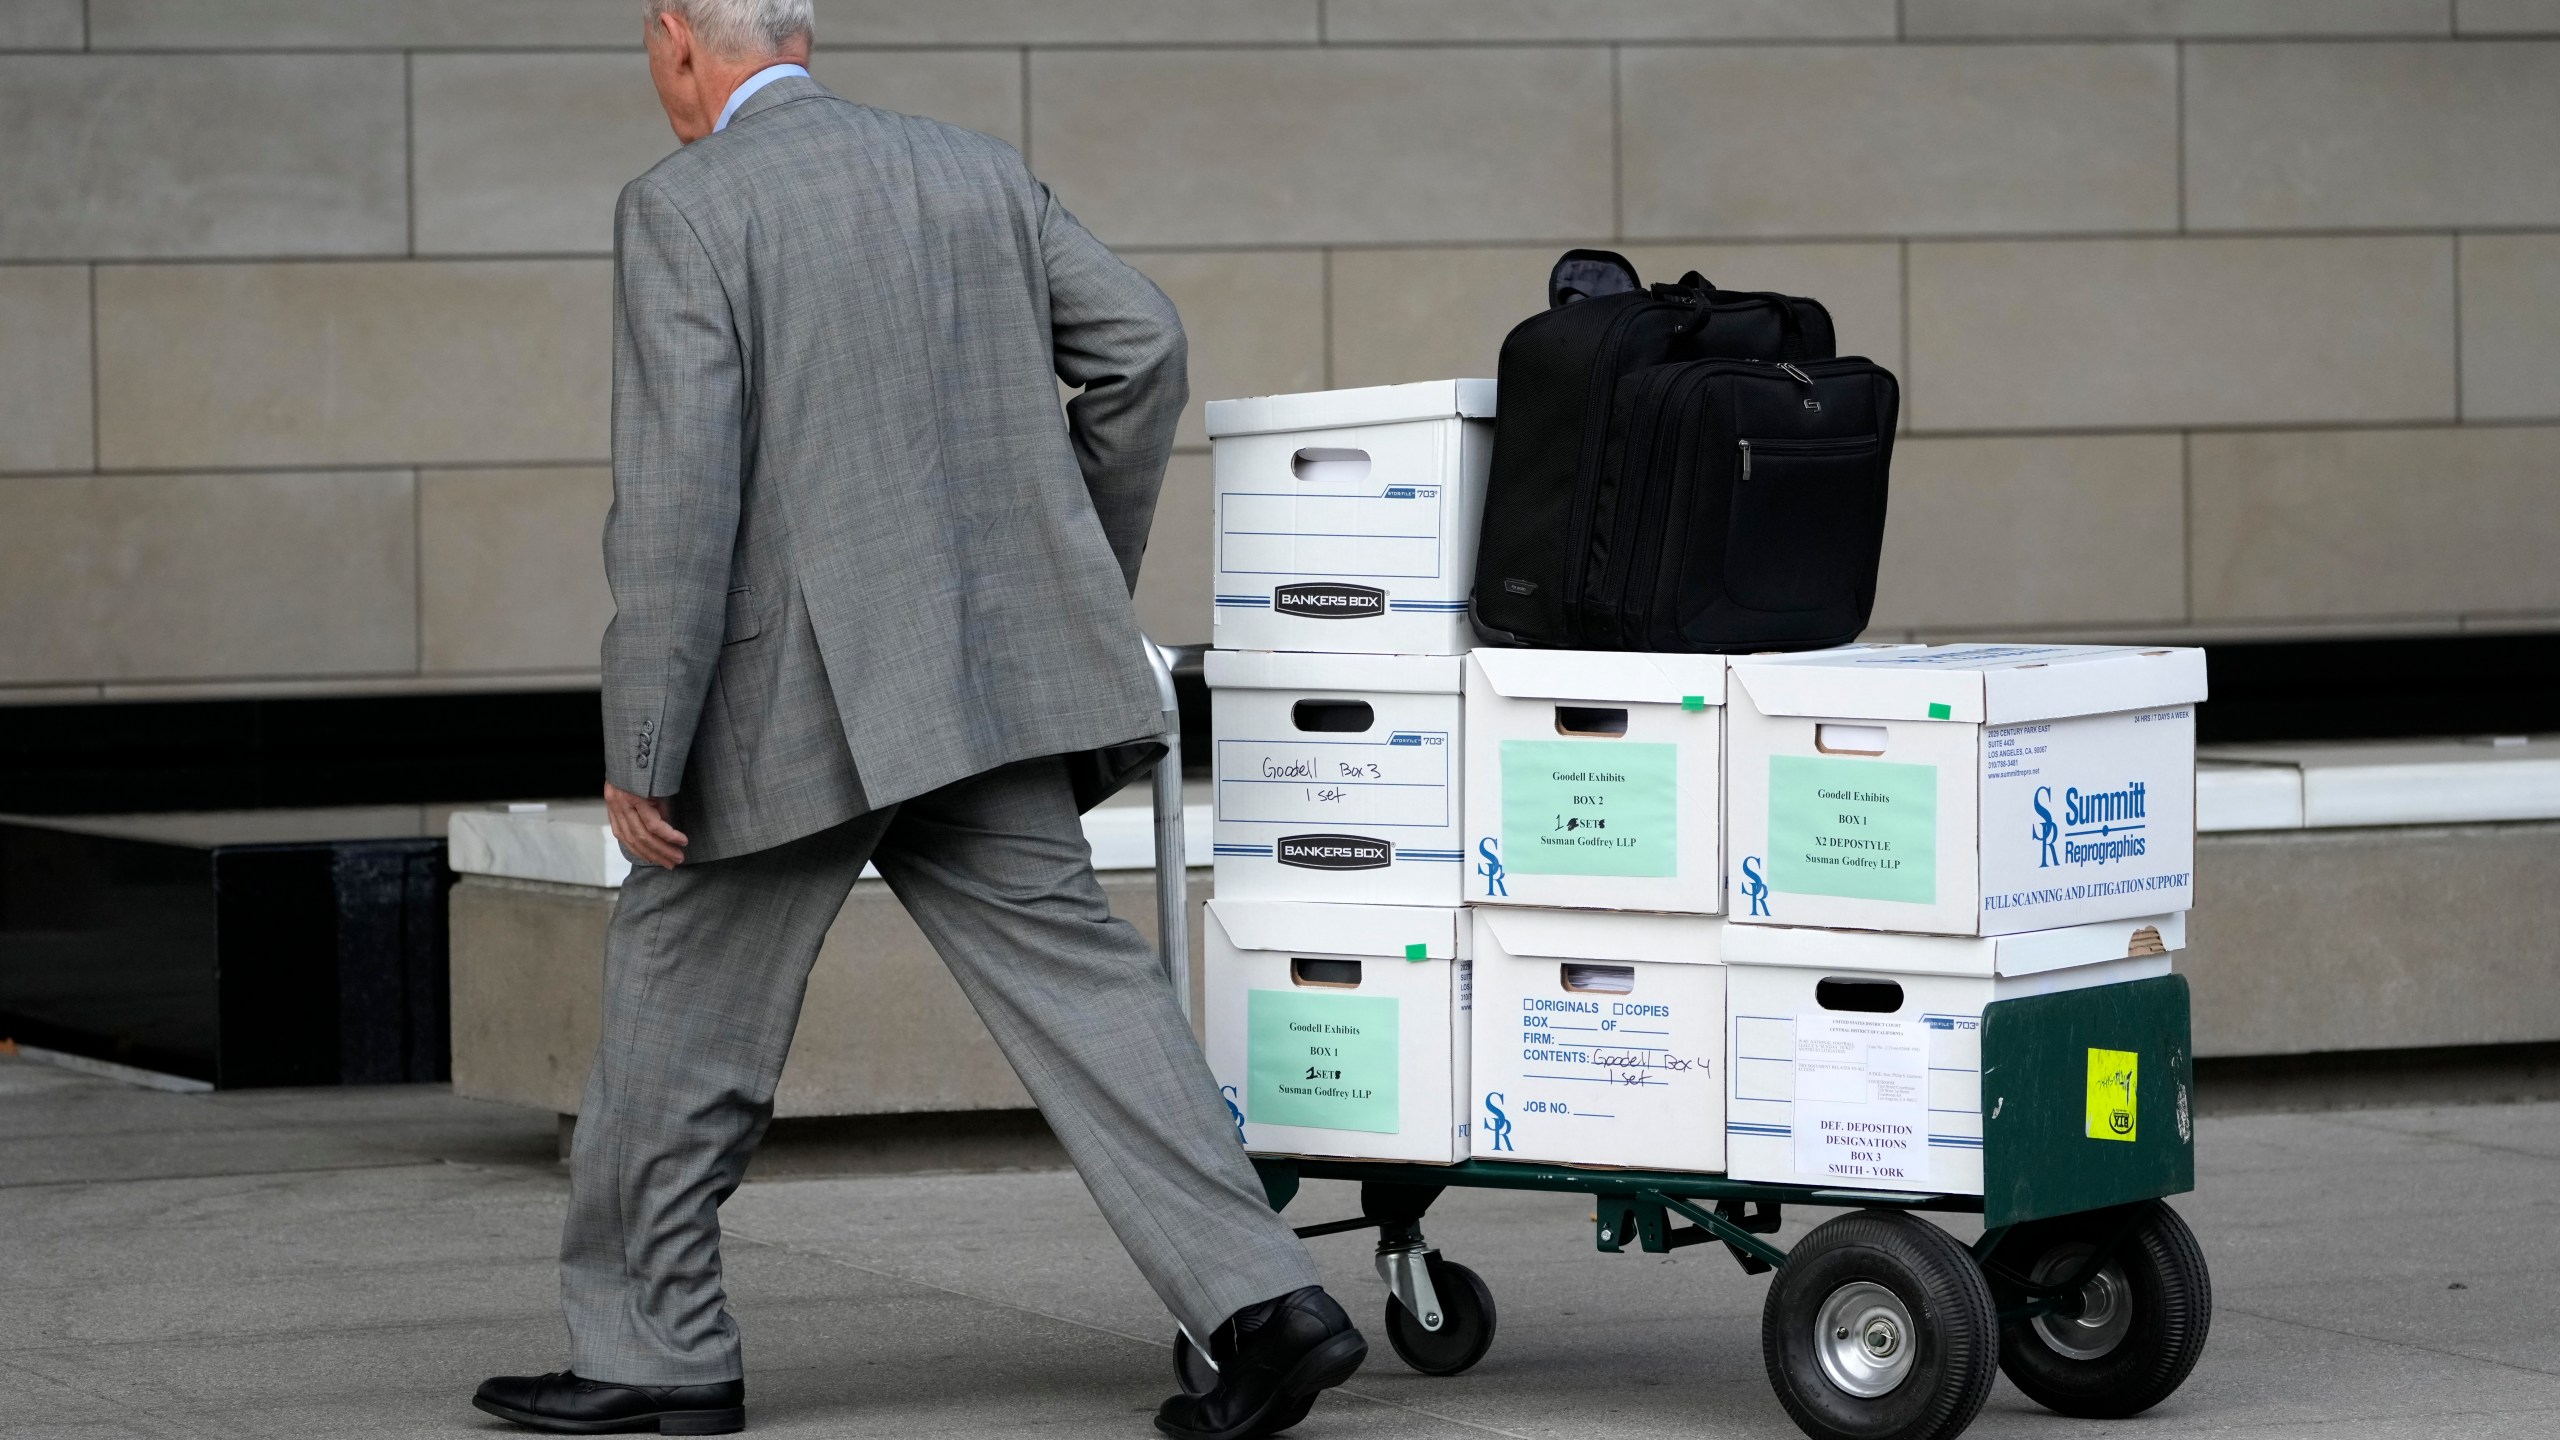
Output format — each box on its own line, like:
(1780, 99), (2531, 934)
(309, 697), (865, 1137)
(1739, 433), (1881, 482)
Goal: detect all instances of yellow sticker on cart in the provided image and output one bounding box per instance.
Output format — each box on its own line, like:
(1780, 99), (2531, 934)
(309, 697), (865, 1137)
(2086, 1048), (2138, 1142)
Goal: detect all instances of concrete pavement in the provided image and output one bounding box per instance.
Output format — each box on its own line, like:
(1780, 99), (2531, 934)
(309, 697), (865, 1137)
(4, 1052), (2557, 1439)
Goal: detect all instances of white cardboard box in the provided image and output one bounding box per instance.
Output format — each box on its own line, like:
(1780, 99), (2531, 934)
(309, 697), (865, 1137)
(1204, 899), (1472, 1164)
(1464, 650), (1726, 913)
(1724, 913), (2182, 1195)
(1470, 908), (1727, 1172)
(1207, 649), (1465, 906)
(1727, 644), (2206, 936)
(1206, 379), (1495, 656)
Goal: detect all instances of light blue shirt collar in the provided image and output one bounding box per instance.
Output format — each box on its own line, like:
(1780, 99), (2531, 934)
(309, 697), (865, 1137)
(714, 62), (809, 133)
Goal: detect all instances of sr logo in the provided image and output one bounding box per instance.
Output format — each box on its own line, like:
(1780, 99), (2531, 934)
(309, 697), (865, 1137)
(1276, 834), (1392, 870)
(1273, 582), (1385, 619)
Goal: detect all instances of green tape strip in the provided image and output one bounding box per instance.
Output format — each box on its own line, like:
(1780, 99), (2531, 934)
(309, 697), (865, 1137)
(1927, 702), (1953, 720)
(1681, 694), (1707, 712)
(1404, 942), (1428, 962)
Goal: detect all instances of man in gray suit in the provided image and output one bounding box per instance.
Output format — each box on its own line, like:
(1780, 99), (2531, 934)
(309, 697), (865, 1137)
(473, 3), (1364, 1435)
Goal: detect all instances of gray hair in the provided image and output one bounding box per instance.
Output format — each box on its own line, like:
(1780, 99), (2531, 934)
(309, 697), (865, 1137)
(647, 0), (813, 57)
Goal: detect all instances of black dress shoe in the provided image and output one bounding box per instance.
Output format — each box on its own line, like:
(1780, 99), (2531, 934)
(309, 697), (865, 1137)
(1156, 1287), (1367, 1440)
(472, 1371), (744, 1435)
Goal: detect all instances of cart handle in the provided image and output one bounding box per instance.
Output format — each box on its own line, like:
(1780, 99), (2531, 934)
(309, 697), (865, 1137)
(1141, 636), (1191, 1023)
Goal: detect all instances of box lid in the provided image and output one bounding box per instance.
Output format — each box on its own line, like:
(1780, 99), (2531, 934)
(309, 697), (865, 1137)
(1467, 649), (1725, 707)
(1205, 378), (1497, 440)
(1206, 898), (1467, 960)
(1731, 644), (2207, 725)
(1476, 907), (1724, 967)
(1205, 648), (1464, 694)
(1721, 912), (2184, 978)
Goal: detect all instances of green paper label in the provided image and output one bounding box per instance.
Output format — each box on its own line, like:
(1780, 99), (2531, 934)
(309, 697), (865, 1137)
(1499, 739), (1678, 877)
(1767, 755), (1938, 903)
(1247, 989), (1400, 1133)
(1403, 942), (1427, 961)
(1682, 695), (1707, 712)
(1927, 702), (1953, 720)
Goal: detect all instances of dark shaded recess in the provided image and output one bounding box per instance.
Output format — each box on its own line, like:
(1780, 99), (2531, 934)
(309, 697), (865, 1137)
(2195, 632), (2560, 743)
(0, 690), (605, 815)
(0, 822), (451, 1087)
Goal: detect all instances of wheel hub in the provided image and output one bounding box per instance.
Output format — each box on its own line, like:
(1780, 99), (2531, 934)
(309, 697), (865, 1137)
(2028, 1243), (2135, 1361)
(1813, 1281), (1917, 1398)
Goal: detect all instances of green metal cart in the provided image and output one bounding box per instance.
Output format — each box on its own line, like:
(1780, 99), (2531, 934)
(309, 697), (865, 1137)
(1144, 646), (2210, 1440)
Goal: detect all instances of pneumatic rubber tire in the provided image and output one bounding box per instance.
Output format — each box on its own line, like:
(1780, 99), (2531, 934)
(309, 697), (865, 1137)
(1988, 1200), (2212, 1419)
(1384, 1256), (1498, 1377)
(1762, 1210), (2000, 1440)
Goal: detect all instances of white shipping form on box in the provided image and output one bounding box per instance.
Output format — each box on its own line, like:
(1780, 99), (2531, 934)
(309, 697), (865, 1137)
(1471, 908), (1726, 1173)
(1724, 912), (2182, 1195)
(1727, 644), (2206, 937)
(1207, 379), (1495, 656)
(1208, 649), (1465, 906)
(1464, 650), (1726, 913)
(1204, 899), (1472, 1164)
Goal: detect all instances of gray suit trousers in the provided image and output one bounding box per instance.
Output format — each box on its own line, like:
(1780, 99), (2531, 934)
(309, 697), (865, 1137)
(558, 756), (1318, 1384)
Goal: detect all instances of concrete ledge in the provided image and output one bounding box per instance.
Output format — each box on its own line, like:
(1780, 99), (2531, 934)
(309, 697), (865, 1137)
(2184, 820), (2560, 1057)
(449, 869), (1210, 1118)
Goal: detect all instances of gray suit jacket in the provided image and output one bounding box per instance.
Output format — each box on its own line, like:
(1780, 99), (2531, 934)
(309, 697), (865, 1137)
(603, 77), (1182, 862)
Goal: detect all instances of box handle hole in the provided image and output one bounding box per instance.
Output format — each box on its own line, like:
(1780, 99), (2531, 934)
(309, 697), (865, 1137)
(1292, 700), (1374, 733)
(1291, 447), (1371, 484)
(1291, 957), (1364, 988)
(1554, 705), (1630, 737)
(1815, 722), (1889, 755)
(1815, 977), (1904, 1013)
(1561, 963), (1635, 995)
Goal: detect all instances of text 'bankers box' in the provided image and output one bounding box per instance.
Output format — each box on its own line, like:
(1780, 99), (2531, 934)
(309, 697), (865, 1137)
(1727, 644), (2205, 937)
(1207, 380), (1495, 657)
(1204, 899), (1472, 1164)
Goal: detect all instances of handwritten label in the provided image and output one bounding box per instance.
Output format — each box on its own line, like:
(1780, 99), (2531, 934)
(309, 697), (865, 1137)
(1498, 739), (1677, 877)
(1247, 989), (1400, 1134)
(1793, 1014), (1928, 1183)
(1217, 734), (1449, 829)
(1767, 755), (1937, 904)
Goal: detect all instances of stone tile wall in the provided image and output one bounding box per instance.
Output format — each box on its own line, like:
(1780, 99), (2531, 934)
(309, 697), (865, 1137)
(4, 2), (2557, 700)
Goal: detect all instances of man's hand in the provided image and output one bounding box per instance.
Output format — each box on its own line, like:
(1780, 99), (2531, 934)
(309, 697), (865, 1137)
(605, 781), (689, 868)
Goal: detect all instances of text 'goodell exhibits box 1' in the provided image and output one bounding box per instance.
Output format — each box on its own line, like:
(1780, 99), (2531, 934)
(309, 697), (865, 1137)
(1204, 898), (1472, 1165)
(1205, 379), (1494, 657)
(1725, 644), (2205, 937)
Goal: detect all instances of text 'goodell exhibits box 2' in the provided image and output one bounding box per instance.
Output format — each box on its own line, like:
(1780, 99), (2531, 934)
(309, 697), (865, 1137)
(1206, 379), (1494, 656)
(1726, 644), (2205, 937)
(1464, 649), (1726, 914)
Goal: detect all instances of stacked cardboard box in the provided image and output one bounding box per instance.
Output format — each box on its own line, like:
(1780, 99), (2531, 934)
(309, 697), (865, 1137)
(1202, 381), (1494, 1164)
(1720, 643), (2206, 1194)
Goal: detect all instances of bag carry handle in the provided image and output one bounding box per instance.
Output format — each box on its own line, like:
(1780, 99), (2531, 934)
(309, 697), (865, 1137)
(1549, 248), (1643, 308)
(1695, 285), (1810, 362)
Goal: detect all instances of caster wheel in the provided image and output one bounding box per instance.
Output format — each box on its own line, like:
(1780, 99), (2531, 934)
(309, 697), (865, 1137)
(1762, 1210), (1998, 1440)
(1170, 1329), (1217, 1398)
(1384, 1255), (1496, 1376)
(1986, 1200), (2212, 1419)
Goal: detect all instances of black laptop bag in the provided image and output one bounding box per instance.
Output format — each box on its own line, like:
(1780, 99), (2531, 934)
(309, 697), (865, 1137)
(1470, 249), (1836, 647)
(1579, 354), (1898, 652)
